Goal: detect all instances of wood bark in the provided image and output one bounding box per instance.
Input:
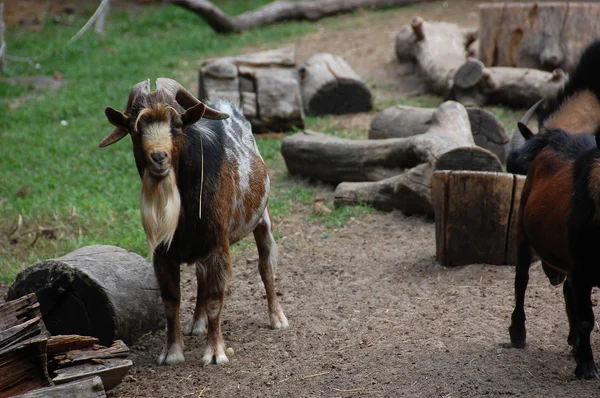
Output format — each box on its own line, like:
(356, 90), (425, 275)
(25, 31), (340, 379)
(369, 105), (509, 162)
(7, 245), (165, 347)
(12, 376), (106, 398)
(395, 18), (476, 97)
(0, 294), (51, 398)
(478, 2), (600, 72)
(199, 47), (305, 133)
(170, 0), (423, 33)
(299, 53), (372, 115)
(452, 58), (568, 108)
(431, 170), (525, 266)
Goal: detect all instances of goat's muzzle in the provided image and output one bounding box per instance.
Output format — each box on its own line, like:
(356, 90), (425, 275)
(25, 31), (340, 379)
(148, 150), (171, 178)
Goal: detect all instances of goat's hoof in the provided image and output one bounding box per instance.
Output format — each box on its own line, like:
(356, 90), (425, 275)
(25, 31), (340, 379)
(270, 310), (289, 329)
(184, 318), (208, 336)
(157, 343), (185, 366)
(509, 325), (526, 348)
(202, 347), (229, 365)
(575, 361), (599, 380)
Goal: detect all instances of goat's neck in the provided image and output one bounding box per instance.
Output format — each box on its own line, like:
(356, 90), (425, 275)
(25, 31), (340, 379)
(140, 170), (181, 255)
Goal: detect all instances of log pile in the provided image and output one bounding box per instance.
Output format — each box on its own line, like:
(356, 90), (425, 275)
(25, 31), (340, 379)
(0, 294), (133, 397)
(478, 2), (600, 72)
(282, 101), (503, 215)
(431, 170), (526, 266)
(7, 245), (165, 346)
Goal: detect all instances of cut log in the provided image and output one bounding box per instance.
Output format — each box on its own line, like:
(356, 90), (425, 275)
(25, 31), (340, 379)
(478, 2), (600, 72)
(505, 175), (526, 265)
(12, 376), (106, 398)
(369, 105), (509, 162)
(47, 335), (99, 357)
(299, 53), (372, 115)
(52, 340), (129, 368)
(452, 58), (568, 108)
(7, 245), (165, 347)
(431, 170), (525, 266)
(199, 47), (305, 133)
(170, 0), (422, 33)
(395, 17), (475, 97)
(52, 358), (132, 391)
(0, 294), (51, 398)
(334, 163), (434, 215)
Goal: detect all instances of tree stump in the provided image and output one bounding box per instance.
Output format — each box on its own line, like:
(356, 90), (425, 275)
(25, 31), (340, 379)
(451, 58), (568, 108)
(7, 245), (165, 347)
(299, 53), (372, 115)
(431, 170), (526, 266)
(369, 105), (509, 163)
(395, 17), (477, 97)
(478, 2), (600, 72)
(199, 46), (305, 133)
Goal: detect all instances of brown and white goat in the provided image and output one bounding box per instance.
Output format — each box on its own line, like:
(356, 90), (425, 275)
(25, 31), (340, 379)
(100, 78), (288, 365)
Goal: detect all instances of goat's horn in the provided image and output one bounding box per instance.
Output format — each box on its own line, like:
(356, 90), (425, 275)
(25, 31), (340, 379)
(520, 99), (544, 125)
(125, 79), (151, 113)
(156, 77), (230, 120)
(511, 99), (544, 143)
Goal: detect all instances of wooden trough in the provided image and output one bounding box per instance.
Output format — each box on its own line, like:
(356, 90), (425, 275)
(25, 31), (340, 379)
(431, 170), (526, 266)
(7, 245), (165, 346)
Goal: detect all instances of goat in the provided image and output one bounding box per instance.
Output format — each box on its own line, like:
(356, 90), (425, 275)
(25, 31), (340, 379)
(99, 78), (288, 365)
(508, 41), (600, 379)
(507, 40), (600, 176)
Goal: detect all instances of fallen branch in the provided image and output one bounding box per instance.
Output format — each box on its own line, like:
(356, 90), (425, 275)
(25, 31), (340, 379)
(169, 0), (423, 33)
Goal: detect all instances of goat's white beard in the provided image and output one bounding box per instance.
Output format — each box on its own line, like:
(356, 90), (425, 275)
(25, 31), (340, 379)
(140, 169), (181, 256)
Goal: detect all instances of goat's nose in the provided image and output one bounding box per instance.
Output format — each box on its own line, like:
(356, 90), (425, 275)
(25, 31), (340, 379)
(151, 151), (168, 165)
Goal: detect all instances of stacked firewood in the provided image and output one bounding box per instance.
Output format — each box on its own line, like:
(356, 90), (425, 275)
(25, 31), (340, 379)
(0, 294), (132, 398)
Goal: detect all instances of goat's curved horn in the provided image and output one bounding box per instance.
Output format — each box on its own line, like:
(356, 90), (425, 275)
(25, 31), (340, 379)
(520, 99), (544, 126)
(510, 99), (544, 145)
(156, 77), (230, 120)
(125, 79), (152, 113)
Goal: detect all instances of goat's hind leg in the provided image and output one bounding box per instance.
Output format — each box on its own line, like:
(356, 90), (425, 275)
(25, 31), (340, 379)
(184, 261), (208, 336)
(154, 254), (185, 365)
(572, 280), (598, 379)
(253, 207), (289, 329)
(563, 279), (579, 348)
(509, 243), (531, 348)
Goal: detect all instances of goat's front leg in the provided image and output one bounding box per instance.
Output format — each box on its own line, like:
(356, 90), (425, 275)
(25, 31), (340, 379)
(253, 208), (289, 329)
(154, 253), (185, 365)
(509, 241), (531, 348)
(184, 261), (208, 336)
(202, 248), (232, 365)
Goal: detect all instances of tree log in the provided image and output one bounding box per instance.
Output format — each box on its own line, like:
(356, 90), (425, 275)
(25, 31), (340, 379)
(478, 2), (600, 72)
(431, 170), (525, 266)
(369, 105), (509, 162)
(395, 17), (476, 97)
(451, 58), (568, 108)
(12, 376), (106, 398)
(299, 53), (372, 115)
(7, 245), (165, 347)
(170, 0), (423, 33)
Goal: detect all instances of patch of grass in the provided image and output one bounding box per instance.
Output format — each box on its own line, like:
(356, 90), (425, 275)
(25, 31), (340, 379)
(309, 203), (373, 229)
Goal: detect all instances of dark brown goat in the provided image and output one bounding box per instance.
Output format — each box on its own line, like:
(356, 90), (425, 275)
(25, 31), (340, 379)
(509, 41), (600, 379)
(100, 78), (288, 365)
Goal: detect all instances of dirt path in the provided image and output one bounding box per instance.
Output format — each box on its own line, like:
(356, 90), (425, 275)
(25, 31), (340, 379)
(111, 208), (600, 397)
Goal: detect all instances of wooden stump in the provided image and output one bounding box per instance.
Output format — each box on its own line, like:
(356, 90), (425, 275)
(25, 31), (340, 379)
(369, 105), (509, 162)
(299, 53), (372, 115)
(395, 17), (477, 97)
(199, 46), (305, 133)
(431, 170), (526, 266)
(478, 2), (600, 72)
(7, 245), (165, 347)
(451, 58), (568, 108)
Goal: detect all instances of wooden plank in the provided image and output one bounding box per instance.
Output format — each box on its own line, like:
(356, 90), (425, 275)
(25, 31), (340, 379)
(54, 340), (129, 367)
(53, 358), (132, 391)
(0, 293), (39, 330)
(47, 335), (99, 357)
(13, 376), (106, 398)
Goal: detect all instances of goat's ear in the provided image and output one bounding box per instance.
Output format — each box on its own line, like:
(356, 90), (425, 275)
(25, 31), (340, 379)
(181, 102), (230, 127)
(517, 122), (535, 141)
(100, 107), (129, 148)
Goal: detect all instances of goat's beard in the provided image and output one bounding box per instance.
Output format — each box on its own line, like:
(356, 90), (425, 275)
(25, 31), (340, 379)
(140, 169), (181, 256)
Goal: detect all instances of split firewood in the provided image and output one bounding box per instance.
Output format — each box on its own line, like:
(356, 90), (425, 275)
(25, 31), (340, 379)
(52, 358), (133, 391)
(395, 17), (477, 97)
(170, 0), (423, 34)
(11, 376), (106, 398)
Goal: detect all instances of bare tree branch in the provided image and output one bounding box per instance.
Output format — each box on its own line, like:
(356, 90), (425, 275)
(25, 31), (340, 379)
(169, 0), (426, 34)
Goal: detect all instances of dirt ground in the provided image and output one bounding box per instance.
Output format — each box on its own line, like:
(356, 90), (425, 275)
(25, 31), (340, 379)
(6, 1), (600, 397)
